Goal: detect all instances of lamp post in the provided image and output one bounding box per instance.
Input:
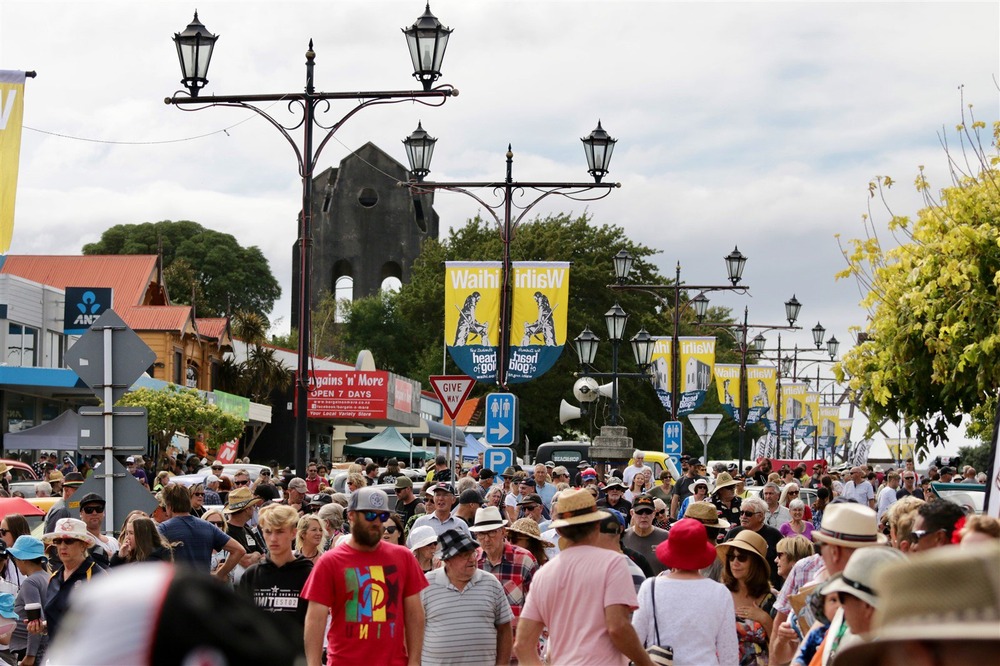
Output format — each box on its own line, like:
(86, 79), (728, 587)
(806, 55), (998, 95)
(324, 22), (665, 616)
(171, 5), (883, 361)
(571, 305), (655, 426)
(698, 305), (801, 471)
(609, 249), (750, 419)
(778, 333), (842, 460)
(401, 124), (620, 389)
(166, 7), (457, 477)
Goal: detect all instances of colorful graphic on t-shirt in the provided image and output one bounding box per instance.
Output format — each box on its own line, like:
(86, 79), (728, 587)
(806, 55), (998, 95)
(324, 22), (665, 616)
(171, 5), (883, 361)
(344, 565), (400, 638)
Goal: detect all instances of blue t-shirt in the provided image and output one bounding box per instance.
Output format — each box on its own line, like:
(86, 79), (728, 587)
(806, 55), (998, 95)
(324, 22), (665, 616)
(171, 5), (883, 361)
(158, 514), (230, 571)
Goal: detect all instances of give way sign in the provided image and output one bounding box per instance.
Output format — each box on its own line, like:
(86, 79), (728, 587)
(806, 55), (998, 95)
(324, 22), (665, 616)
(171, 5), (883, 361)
(429, 375), (476, 420)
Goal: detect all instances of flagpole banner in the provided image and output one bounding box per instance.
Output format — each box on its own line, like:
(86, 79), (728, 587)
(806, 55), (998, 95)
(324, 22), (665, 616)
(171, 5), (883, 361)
(0, 71), (26, 254)
(506, 261), (569, 383)
(445, 261), (501, 382)
(651, 336), (716, 416)
(713, 364), (774, 424)
(819, 406), (840, 456)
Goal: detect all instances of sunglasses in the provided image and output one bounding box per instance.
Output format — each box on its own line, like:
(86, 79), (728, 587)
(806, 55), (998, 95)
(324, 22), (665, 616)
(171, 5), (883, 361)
(260, 471), (271, 476)
(906, 528), (943, 543)
(521, 505), (538, 511)
(384, 526), (398, 534)
(234, 480), (249, 486)
(788, 491), (799, 495)
(81, 506), (103, 514)
(209, 521), (225, 528)
(0, 529), (7, 536)
(363, 511), (391, 523)
(192, 492), (205, 497)
(634, 509), (654, 516)
(741, 510), (760, 517)
(51, 538), (83, 546)
(728, 550), (750, 563)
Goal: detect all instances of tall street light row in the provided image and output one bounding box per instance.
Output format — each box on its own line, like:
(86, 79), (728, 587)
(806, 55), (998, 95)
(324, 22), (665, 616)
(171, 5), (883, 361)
(166, 6), (457, 476)
(608, 248), (751, 421)
(401, 122), (620, 389)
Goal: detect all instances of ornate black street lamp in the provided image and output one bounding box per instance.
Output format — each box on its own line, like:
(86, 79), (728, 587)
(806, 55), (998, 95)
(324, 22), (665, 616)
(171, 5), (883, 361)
(166, 7), (457, 476)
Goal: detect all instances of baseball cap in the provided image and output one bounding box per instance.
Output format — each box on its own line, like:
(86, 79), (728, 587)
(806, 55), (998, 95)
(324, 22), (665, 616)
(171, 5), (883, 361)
(478, 468), (495, 480)
(632, 495), (655, 512)
(518, 478), (536, 489)
(581, 468), (598, 480)
(287, 478), (307, 492)
(430, 482), (454, 494)
(78, 492), (106, 509)
(517, 493), (543, 507)
(347, 487), (390, 513)
(126, 456), (136, 464)
(395, 476), (414, 490)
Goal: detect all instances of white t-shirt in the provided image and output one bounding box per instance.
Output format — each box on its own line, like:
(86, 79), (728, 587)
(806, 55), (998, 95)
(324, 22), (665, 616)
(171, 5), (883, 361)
(623, 464), (647, 487)
(632, 576), (739, 666)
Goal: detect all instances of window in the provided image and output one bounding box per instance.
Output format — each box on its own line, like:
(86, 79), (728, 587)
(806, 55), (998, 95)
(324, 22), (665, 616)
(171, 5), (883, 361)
(7, 323), (39, 367)
(173, 350), (183, 385)
(334, 275), (353, 324)
(46, 331), (65, 368)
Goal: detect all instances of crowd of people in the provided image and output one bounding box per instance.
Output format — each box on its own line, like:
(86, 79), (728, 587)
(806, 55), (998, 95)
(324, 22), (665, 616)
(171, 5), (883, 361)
(0, 450), (993, 665)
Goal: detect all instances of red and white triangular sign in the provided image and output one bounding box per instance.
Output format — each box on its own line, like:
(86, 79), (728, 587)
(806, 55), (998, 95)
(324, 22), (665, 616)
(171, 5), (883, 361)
(429, 375), (476, 420)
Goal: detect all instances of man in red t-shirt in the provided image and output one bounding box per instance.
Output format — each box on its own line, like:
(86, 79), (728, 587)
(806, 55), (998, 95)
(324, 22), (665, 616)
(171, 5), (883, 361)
(301, 487), (428, 666)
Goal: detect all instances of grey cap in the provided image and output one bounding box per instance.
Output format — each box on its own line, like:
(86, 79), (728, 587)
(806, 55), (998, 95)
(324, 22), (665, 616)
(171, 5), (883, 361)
(348, 487), (390, 513)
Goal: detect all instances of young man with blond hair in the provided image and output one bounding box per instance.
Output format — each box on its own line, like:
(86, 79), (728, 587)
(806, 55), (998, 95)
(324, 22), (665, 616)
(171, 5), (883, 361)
(238, 503), (314, 647)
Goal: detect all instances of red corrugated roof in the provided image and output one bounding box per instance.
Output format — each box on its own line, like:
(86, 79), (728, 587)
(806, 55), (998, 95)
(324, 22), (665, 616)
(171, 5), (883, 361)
(196, 318), (229, 340)
(121, 306), (193, 334)
(0, 255), (161, 306)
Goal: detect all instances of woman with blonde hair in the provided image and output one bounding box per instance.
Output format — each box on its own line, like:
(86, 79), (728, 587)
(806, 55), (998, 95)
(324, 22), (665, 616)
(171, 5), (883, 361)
(774, 535), (813, 586)
(345, 473), (366, 494)
(294, 514), (327, 564)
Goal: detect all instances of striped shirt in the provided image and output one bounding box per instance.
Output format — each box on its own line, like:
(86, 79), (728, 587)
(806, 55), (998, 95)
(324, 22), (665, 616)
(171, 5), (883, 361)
(421, 567), (513, 665)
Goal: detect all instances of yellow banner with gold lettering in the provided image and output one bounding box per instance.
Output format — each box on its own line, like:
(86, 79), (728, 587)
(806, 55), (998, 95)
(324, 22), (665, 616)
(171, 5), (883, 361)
(0, 71), (26, 253)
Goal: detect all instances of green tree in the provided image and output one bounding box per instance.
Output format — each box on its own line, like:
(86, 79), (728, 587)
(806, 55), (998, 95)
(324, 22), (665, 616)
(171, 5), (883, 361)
(957, 440), (992, 475)
(118, 385), (245, 466)
(837, 115), (1000, 453)
(83, 220), (280, 318)
(341, 212), (741, 457)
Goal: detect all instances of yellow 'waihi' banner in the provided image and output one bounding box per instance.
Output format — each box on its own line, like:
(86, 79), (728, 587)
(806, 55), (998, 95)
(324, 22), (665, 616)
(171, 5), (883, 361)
(713, 364), (776, 424)
(0, 71), (26, 254)
(444, 261), (501, 382)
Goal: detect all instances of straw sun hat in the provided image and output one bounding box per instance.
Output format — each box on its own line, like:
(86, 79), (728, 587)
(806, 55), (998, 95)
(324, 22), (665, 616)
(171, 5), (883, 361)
(506, 518), (555, 549)
(717, 529), (771, 578)
(812, 503), (887, 548)
(548, 488), (609, 529)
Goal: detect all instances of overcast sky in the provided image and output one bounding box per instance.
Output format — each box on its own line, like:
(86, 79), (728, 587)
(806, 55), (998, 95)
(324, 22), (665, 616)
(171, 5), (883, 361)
(3, 1), (997, 456)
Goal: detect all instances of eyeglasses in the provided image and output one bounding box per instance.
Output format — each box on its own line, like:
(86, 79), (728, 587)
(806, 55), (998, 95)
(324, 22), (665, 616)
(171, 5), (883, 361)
(728, 550), (750, 563)
(234, 480), (249, 486)
(260, 470), (271, 476)
(741, 510), (760, 517)
(50, 538), (82, 546)
(0, 529), (8, 536)
(362, 511), (391, 523)
(906, 528), (943, 544)
(192, 492), (205, 497)
(384, 525), (398, 534)
(82, 506), (103, 514)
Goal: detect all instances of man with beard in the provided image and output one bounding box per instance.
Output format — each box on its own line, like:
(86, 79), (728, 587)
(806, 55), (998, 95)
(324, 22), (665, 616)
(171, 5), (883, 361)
(302, 487), (428, 666)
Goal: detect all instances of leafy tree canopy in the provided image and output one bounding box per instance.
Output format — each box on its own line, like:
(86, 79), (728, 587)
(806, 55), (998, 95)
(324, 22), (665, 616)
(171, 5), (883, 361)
(118, 385), (245, 463)
(836, 115), (1000, 452)
(339, 212), (742, 456)
(83, 220), (280, 318)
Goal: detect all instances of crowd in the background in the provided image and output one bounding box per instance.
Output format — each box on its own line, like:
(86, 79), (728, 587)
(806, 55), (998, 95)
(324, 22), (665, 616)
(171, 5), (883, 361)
(0, 449), (992, 665)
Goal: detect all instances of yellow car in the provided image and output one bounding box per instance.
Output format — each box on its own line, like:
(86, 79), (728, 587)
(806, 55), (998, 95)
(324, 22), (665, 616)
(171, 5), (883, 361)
(627, 451), (680, 485)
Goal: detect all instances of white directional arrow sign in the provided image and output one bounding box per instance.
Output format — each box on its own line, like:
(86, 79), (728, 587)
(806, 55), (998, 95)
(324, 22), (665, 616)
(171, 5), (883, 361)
(489, 421), (510, 440)
(688, 414), (724, 465)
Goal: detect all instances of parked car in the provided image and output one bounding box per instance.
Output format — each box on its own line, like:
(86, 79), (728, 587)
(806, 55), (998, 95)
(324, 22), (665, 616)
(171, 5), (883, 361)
(196, 464), (271, 482)
(1, 459), (38, 481)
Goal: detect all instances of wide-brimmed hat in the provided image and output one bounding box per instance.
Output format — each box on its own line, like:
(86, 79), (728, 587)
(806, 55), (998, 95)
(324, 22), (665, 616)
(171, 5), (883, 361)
(690, 478), (710, 493)
(711, 472), (740, 494)
(0, 463), (8, 476)
(63, 472), (85, 487)
(48, 470), (64, 483)
(42, 518), (96, 547)
(812, 503), (887, 548)
(603, 478), (626, 491)
(717, 530), (771, 577)
(407, 525), (439, 552)
(516, 493), (543, 507)
(501, 466), (519, 479)
(223, 488), (263, 514)
(684, 502), (731, 530)
(549, 488), (610, 529)
(655, 518), (717, 571)
(468, 506), (508, 533)
(506, 518), (555, 549)
(820, 546), (905, 608)
(437, 529), (478, 560)
(7, 535), (45, 561)
(838, 541), (1000, 666)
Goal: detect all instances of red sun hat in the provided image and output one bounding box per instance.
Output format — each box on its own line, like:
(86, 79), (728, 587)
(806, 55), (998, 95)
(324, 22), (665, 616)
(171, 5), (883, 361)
(655, 518), (718, 571)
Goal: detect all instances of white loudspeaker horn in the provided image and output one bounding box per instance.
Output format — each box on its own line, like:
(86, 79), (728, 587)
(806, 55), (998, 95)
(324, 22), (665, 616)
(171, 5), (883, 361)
(559, 400), (583, 424)
(597, 381), (616, 399)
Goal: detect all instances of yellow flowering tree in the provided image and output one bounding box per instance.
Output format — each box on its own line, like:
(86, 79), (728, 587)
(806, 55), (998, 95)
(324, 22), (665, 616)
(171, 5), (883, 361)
(836, 113), (1000, 450)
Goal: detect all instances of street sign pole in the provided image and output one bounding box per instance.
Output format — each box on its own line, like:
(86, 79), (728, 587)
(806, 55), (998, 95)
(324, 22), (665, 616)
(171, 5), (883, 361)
(102, 324), (114, 532)
(429, 375), (476, 483)
(688, 414), (724, 467)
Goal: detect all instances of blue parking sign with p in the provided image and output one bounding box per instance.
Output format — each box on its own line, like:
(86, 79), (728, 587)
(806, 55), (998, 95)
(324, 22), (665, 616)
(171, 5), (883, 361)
(484, 448), (514, 483)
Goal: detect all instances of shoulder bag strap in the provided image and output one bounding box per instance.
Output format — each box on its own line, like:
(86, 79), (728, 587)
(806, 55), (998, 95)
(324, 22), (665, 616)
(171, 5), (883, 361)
(650, 577), (661, 646)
